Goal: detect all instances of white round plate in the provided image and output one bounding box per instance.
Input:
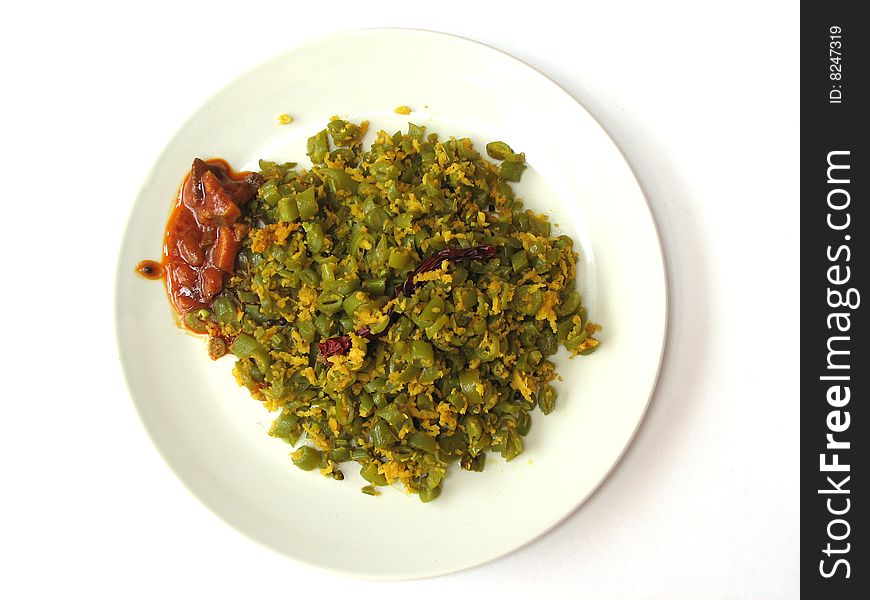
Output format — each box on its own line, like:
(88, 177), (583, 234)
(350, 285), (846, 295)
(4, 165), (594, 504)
(116, 29), (666, 580)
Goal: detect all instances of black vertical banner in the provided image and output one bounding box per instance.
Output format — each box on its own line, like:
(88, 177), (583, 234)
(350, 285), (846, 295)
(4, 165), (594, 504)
(802, 4), (867, 597)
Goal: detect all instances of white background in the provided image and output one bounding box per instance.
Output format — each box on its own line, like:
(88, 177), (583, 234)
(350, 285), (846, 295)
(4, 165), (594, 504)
(1, 1), (799, 598)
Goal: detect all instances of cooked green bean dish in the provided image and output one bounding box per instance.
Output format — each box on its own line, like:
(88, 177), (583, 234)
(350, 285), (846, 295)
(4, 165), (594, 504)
(164, 119), (600, 502)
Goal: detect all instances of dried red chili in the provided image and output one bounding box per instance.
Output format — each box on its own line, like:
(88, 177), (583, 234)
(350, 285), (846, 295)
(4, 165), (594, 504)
(393, 245), (497, 298)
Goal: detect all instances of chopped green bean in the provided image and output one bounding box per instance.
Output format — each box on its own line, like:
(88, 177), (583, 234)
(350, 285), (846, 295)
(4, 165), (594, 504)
(230, 334), (259, 358)
(418, 486), (441, 503)
(296, 188), (318, 219)
(183, 311), (208, 333)
(499, 160), (526, 182)
(277, 196), (299, 222)
(307, 130), (329, 164)
(370, 420), (398, 448)
(291, 446), (322, 471)
(360, 462), (388, 486)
